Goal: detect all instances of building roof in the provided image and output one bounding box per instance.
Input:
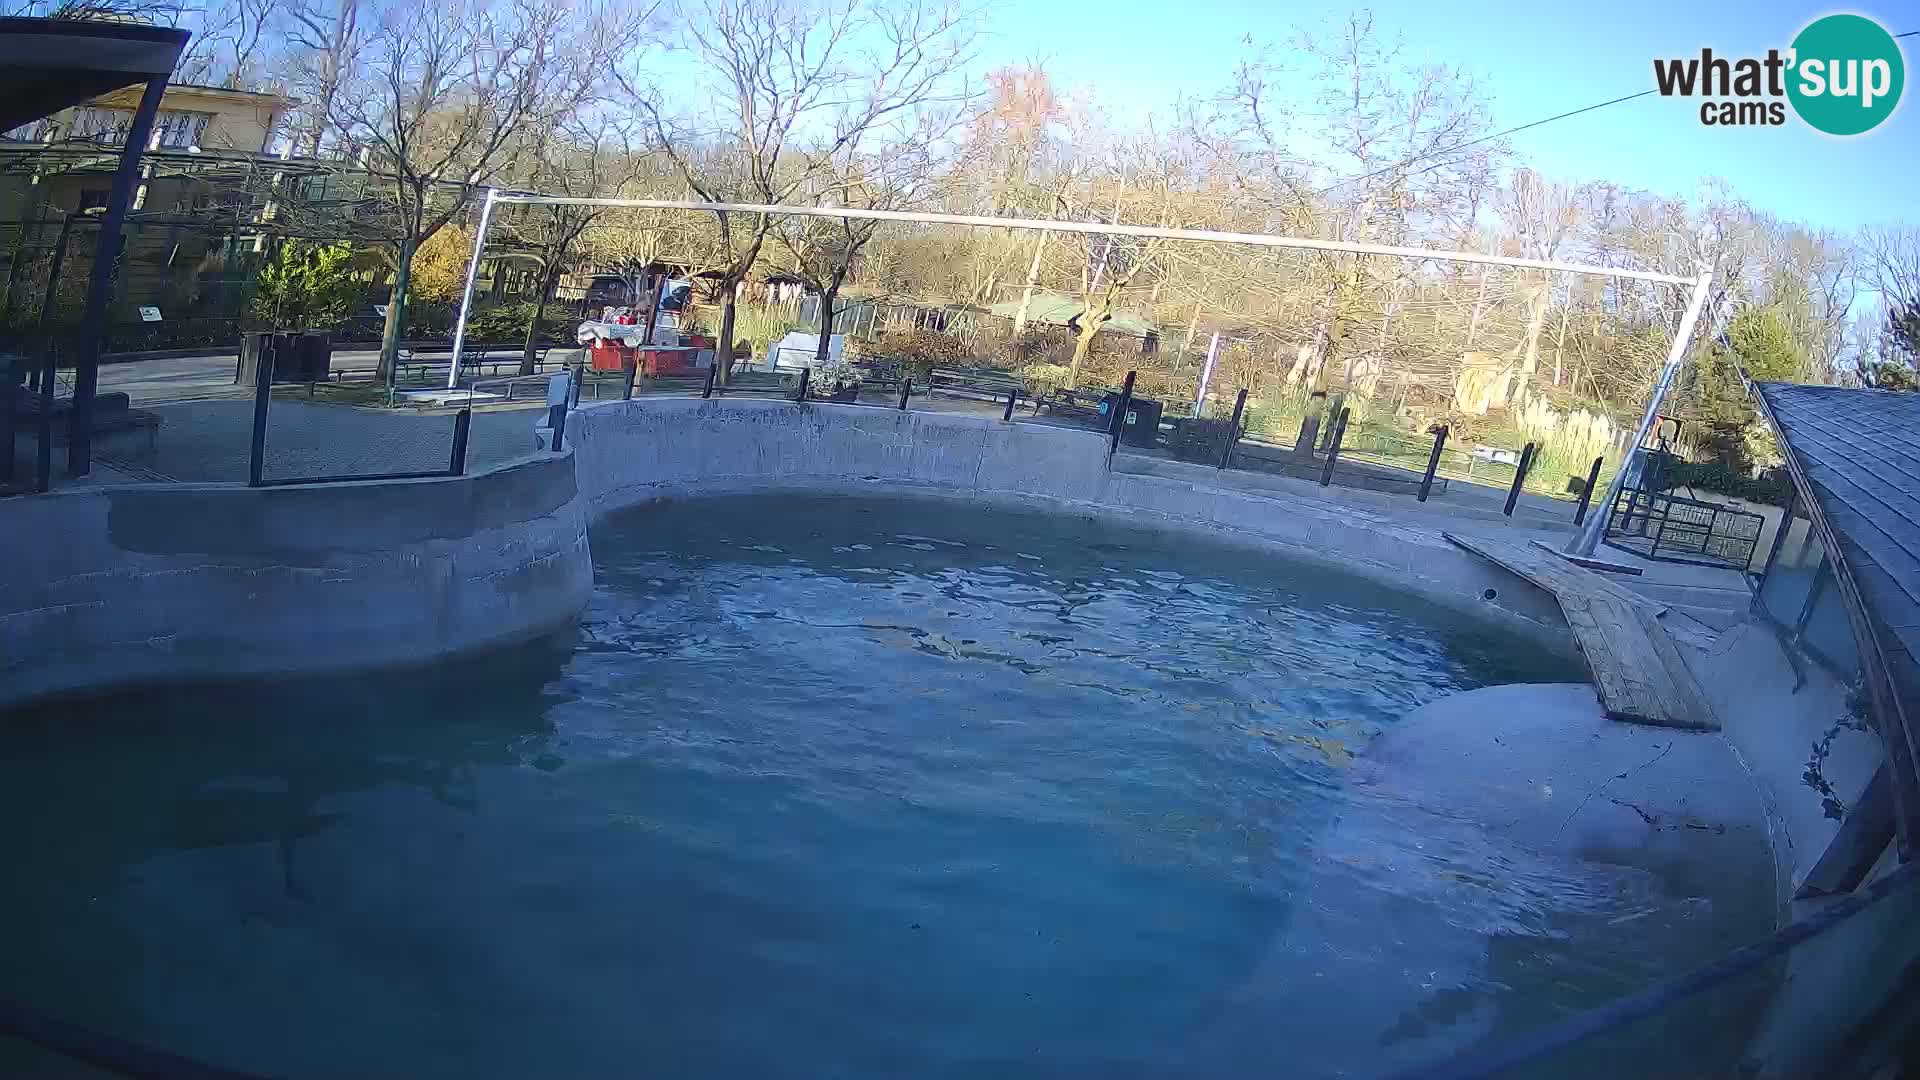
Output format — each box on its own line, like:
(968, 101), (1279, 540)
(1754, 382), (1920, 806)
(0, 17), (189, 133)
(985, 291), (1157, 338)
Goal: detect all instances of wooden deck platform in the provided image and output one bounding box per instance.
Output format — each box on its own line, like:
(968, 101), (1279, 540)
(1445, 533), (1720, 731)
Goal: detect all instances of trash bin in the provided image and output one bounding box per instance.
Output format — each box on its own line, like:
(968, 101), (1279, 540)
(1100, 392), (1163, 448)
(238, 331), (324, 384)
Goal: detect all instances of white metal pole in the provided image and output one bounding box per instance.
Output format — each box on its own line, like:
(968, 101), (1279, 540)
(446, 188), (499, 390)
(1567, 268), (1715, 557)
(492, 195), (1695, 287)
(1193, 332), (1221, 418)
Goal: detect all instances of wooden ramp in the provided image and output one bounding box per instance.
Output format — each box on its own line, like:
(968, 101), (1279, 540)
(1445, 533), (1719, 731)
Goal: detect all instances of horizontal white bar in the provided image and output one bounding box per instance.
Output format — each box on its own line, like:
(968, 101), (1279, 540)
(492, 194), (1698, 286)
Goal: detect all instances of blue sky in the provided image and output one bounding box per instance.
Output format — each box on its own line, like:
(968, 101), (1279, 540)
(975, 0), (1916, 232)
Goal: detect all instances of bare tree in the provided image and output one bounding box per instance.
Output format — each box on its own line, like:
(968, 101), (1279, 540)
(621, 0), (977, 384)
(314, 0), (637, 377)
(283, 0), (363, 156)
(495, 115), (653, 374)
(177, 0), (283, 89)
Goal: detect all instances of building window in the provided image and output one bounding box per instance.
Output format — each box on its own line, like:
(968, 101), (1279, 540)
(78, 189), (110, 213)
(62, 108), (212, 149)
(152, 111), (212, 149)
(1755, 498), (1862, 680)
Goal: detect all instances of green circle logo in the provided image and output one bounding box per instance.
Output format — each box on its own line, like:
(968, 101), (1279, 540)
(1787, 13), (1905, 135)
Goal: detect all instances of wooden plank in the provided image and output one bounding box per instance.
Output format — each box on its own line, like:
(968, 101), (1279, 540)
(1527, 538), (1644, 576)
(1446, 533), (1662, 613)
(1445, 531), (1718, 731)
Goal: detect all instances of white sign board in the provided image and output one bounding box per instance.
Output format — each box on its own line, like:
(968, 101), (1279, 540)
(374, 304), (390, 318)
(138, 306), (162, 322)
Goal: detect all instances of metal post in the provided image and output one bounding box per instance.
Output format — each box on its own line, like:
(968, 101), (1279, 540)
(795, 367), (811, 402)
(1218, 387), (1248, 469)
(448, 408), (471, 475)
(1107, 369), (1137, 459)
(69, 76), (168, 477)
(34, 211), (79, 387)
(1418, 425), (1448, 502)
(1320, 393), (1346, 451)
(897, 376), (911, 410)
(1504, 442), (1536, 516)
(641, 272), (667, 345)
(1573, 456), (1604, 525)
(445, 188), (499, 390)
(1569, 268), (1714, 555)
(1319, 407), (1350, 486)
(0, 355), (16, 484)
(702, 363), (717, 398)
(548, 403), (567, 452)
(247, 345), (275, 487)
(621, 352), (639, 401)
(35, 354), (53, 492)
(1002, 388), (1018, 421)
(570, 357), (585, 409)
(1191, 332), (1219, 417)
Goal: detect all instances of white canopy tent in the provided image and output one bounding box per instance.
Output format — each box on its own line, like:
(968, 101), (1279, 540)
(444, 188), (1714, 557)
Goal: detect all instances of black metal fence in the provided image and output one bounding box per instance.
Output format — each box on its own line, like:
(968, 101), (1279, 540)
(1605, 487), (1767, 572)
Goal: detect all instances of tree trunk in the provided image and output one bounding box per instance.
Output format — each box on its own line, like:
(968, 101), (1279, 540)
(1066, 316), (1098, 389)
(715, 285), (739, 387)
(815, 284), (838, 366)
(1465, 268), (1491, 346)
(1553, 307), (1570, 386)
(520, 266), (553, 377)
(377, 234), (415, 382)
(1518, 282), (1550, 380)
(1011, 230), (1047, 338)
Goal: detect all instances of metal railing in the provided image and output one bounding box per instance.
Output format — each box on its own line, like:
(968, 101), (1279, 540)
(1605, 486), (1766, 571)
(245, 346), (472, 487)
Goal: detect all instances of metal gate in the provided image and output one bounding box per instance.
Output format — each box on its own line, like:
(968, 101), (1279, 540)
(1605, 487), (1766, 571)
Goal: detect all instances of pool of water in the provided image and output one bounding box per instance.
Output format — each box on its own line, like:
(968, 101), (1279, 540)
(0, 495), (1768, 1078)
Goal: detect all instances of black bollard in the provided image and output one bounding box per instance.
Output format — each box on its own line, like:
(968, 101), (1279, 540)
(1418, 424), (1448, 502)
(1003, 388), (1019, 421)
(448, 408), (471, 475)
(1504, 442), (1537, 516)
(897, 376), (911, 410)
(1319, 407), (1350, 487)
(1573, 455), (1604, 525)
(702, 363), (717, 399)
(1218, 387), (1248, 469)
(796, 367), (810, 403)
(1106, 370), (1137, 459)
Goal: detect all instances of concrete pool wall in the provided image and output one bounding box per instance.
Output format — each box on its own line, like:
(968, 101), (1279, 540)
(0, 451), (591, 709)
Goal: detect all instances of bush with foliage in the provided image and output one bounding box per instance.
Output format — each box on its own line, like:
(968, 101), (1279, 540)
(252, 241), (362, 330)
(857, 326), (977, 376)
(464, 302), (574, 343)
(994, 326), (1074, 368)
(1016, 363), (1072, 398)
(811, 356), (862, 391)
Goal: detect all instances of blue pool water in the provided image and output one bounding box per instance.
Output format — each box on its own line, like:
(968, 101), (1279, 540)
(0, 495), (1768, 1078)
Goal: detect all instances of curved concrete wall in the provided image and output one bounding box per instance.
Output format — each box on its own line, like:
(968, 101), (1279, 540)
(568, 397), (1574, 650)
(0, 452), (592, 709)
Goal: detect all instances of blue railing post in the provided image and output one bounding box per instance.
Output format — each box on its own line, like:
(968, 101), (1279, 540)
(247, 345), (274, 487)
